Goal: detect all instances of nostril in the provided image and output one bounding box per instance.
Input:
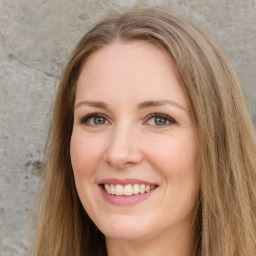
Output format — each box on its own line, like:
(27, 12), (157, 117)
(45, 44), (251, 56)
(104, 148), (143, 169)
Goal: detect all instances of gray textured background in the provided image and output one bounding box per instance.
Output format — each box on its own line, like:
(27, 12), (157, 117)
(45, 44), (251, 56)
(1, 0), (255, 255)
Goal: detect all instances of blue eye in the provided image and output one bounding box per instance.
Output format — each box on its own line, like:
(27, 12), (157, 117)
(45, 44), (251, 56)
(154, 117), (168, 125)
(79, 113), (109, 126)
(146, 113), (176, 127)
(92, 116), (106, 125)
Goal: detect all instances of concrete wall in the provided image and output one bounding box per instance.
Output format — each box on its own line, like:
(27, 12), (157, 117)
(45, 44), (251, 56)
(1, 0), (255, 255)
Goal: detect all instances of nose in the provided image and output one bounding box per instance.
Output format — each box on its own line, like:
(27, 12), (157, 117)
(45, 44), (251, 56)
(103, 125), (143, 169)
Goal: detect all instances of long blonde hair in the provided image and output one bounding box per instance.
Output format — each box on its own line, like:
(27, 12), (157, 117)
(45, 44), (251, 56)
(31, 7), (256, 256)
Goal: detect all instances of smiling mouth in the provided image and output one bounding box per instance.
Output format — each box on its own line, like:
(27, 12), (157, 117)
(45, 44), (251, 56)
(102, 184), (157, 196)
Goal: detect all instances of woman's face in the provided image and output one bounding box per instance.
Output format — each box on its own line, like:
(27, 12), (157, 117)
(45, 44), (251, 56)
(70, 41), (199, 245)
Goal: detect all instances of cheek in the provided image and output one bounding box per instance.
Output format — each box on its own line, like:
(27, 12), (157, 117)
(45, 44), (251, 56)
(145, 133), (199, 207)
(146, 135), (198, 178)
(70, 133), (104, 178)
(70, 133), (105, 210)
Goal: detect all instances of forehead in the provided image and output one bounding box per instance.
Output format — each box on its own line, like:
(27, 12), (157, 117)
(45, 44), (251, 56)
(76, 40), (188, 109)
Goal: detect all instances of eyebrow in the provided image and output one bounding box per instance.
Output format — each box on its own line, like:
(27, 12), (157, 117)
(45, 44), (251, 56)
(138, 100), (187, 112)
(75, 101), (108, 109)
(75, 100), (187, 112)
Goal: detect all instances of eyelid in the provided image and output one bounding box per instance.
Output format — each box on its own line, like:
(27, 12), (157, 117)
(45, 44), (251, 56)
(77, 112), (177, 127)
(78, 112), (111, 126)
(144, 112), (177, 126)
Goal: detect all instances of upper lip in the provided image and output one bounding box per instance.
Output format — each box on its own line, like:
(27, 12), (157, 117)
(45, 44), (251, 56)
(97, 178), (157, 186)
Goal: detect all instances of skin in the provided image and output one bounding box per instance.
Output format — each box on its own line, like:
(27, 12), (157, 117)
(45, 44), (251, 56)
(70, 41), (199, 256)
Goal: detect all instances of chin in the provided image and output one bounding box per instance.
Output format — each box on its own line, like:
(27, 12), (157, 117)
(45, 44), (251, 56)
(98, 215), (152, 241)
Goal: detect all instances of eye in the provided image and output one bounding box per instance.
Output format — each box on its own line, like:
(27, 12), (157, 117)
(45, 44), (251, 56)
(79, 113), (110, 126)
(145, 113), (176, 127)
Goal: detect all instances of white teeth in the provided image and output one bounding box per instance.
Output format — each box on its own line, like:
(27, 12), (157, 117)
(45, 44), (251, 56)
(140, 184), (145, 193)
(103, 184), (156, 196)
(105, 184), (111, 194)
(115, 185), (123, 195)
(124, 184), (133, 196)
(133, 184), (140, 194)
(110, 184), (115, 195)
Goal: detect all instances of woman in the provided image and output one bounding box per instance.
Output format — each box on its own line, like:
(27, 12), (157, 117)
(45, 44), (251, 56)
(31, 6), (256, 256)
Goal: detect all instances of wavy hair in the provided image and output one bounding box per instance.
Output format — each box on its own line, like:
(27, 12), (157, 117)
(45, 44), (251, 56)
(31, 6), (256, 256)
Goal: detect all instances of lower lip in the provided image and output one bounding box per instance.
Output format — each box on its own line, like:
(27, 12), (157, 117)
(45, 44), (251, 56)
(99, 186), (156, 205)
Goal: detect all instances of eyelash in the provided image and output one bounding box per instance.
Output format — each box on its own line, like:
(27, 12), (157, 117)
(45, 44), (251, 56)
(146, 112), (177, 127)
(79, 112), (109, 126)
(78, 112), (177, 127)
